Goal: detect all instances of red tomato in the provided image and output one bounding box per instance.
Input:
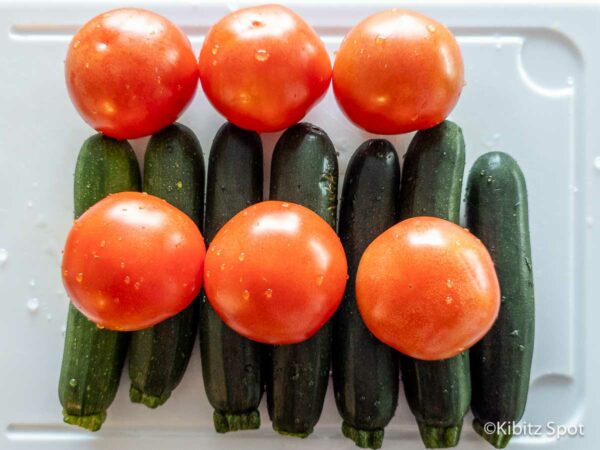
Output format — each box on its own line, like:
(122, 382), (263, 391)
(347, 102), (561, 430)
(61, 192), (206, 331)
(356, 217), (499, 360)
(65, 8), (198, 139)
(204, 201), (347, 344)
(198, 4), (331, 132)
(333, 9), (464, 134)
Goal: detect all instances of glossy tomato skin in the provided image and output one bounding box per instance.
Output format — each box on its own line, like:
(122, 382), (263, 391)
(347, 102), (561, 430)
(204, 201), (347, 344)
(356, 217), (499, 360)
(62, 192), (206, 331)
(333, 9), (464, 134)
(65, 8), (198, 139)
(198, 5), (331, 132)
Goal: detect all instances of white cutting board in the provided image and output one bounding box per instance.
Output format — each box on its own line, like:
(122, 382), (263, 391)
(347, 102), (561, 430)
(1, 0), (599, 448)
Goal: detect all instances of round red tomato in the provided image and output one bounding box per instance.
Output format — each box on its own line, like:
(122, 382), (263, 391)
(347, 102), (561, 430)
(65, 8), (198, 139)
(198, 4), (331, 132)
(356, 217), (499, 360)
(62, 192), (206, 331)
(333, 9), (464, 134)
(204, 201), (347, 344)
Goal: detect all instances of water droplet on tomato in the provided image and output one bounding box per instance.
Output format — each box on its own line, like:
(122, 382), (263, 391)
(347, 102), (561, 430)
(73, 40), (80, 49)
(124, 275), (131, 284)
(446, 296), (453, 304)
(375, 35), (387, 45)
(120, 261), (125, 269)
(76, 273), (84, 283)
(254, 49), (270, 62)
(427, 24), (437, 33)
(206, 270), (211, 279)
(100, 240), (106, 248)
(220, 263), (226, 271)
(316, 275), (324, 286)
(216, 249), (222, 256)
(242, 290), (250, 300)
(265, 288), (273, 298)
(447, 279), (454, 288)
(211, 44), (219, 55)
(238, 252), (246, 261)
(134, 282), (141, 290)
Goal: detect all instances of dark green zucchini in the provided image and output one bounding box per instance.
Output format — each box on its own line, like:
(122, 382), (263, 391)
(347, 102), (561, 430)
(59, 134), (141, 431)
(466, 152), (535, 448)
(200, 122), (264, 433)
(128, 123), (204, 408)
(333, 139), (401, 449)
(267, 123), (338, 438)
(399, 120), (469, 448)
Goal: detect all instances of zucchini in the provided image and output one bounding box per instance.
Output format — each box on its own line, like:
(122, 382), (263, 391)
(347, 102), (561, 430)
(199, 122), (264, 432)
(333, 139), (401, 449)
(267, 123), (338, 438)
(466, 152), (535, 448)
(128, 123), (204, 408)
(398, 120), (469, 448)
(59, 134), (141, 431)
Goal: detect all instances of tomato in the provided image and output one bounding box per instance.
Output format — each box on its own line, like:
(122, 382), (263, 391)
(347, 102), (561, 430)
(333, 9), (464, 134)
(203, 201), (347, 344)
(61, 192), (206, 331)
(356, 217), (499, 360)
(65, 8), (198, 139)
(198, 5), (331, 132)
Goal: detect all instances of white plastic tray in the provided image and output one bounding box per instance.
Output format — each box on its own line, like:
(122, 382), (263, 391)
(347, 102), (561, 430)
(1, 0), (599, 448)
